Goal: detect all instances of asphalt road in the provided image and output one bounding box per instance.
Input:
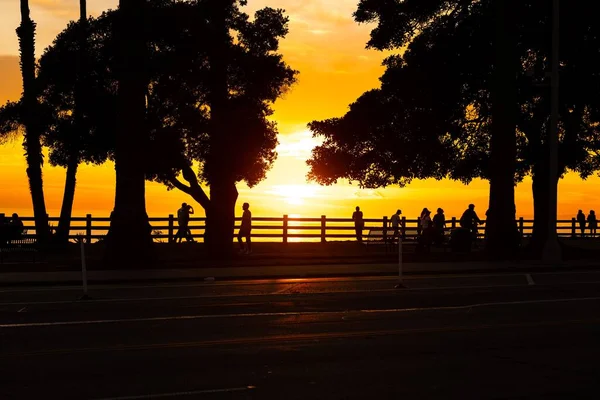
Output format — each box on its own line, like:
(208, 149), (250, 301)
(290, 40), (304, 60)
(1, 270), (600, 399)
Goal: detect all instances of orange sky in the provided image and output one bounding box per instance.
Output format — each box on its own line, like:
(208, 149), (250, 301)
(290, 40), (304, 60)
(0, 0), (598, 221)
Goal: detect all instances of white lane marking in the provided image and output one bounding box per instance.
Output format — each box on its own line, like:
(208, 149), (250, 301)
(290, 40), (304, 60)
(17, 306), (27, 313)
(2, 296), (600, 329)
(0, 283), (531, 307)
(526, 274), (536, 286)
(96, 386), (255, 400)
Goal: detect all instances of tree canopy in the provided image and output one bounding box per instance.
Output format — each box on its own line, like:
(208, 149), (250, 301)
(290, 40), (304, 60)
(309, 0), (600, 248)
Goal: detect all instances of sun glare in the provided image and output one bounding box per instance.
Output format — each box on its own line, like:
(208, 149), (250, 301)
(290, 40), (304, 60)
(269, 184), (320, 207)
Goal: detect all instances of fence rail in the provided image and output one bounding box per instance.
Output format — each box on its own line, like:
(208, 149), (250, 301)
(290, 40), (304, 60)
(0, 213), (588, 244)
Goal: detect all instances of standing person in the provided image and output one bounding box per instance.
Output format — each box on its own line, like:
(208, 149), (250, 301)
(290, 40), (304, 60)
(587, 210), (597, 238)
(352, 206), (364, 242)
(389, 209), (402, 240)
(9, 213), (24, 239)
(176, 203), (194, 243)
(418, 208), (432, 236)
(433, 208), (446, 244)
(238, 202), (252, 254)
(577, 210), (586, 237)
(460, 204), (482, 242)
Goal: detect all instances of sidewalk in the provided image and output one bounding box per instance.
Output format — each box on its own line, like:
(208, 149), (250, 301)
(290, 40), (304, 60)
(1, 260), (599, 286)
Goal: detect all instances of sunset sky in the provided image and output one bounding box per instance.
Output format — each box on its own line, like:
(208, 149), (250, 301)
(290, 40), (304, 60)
(0, 0), (598, 221)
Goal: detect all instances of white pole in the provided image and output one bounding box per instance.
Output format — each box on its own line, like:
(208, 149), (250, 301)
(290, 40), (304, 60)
(80, 240), (89, 299)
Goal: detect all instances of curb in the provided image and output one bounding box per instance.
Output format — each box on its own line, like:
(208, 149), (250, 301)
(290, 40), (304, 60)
(1, 263), (599, 288)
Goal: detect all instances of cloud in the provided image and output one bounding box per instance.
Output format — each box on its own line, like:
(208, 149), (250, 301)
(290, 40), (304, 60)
(276, 130), (322, 159)
(31, 0), (77, 16)
(0, 56), (22, 103)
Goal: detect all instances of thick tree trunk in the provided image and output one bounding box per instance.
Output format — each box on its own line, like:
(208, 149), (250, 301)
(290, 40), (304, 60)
(529, 172), (550, 254)
(204, 0), (236, 256)
(485, 0), (518, 258)
(18, 0), (50, 244)
(55, 160), (78, 244)
(106, 0), (152, 262)
(205, 181), (238, 256)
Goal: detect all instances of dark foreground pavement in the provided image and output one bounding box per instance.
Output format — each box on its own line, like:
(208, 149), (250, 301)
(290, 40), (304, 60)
(1, 270), (600, 399)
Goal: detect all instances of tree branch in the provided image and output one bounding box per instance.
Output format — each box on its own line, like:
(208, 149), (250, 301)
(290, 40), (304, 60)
(168, 175), (192, 195)
(172, 165), (212, 210)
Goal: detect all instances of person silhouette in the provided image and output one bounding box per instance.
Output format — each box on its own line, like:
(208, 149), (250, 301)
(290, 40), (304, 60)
(587, 210), (597, 238)
(238, 202), (252, 254)
(433, 208), (446, 244)
(577, 210), (586, 237)
(352, 206), (364, 242)
(9, 213), (24, 239)
(176, 203), (195, 243)
(389, 209), (402, 240)
(460, 204), (482, 243)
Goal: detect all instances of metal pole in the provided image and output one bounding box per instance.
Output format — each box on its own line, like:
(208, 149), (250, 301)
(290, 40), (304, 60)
(543, 0), (562, 263)
(80, 240), (90, 300)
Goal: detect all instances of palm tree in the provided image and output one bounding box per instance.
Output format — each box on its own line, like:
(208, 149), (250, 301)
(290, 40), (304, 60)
(17, 0), (50, 243)
(106, 0), (152, 260)
(55, 0), (88, 244)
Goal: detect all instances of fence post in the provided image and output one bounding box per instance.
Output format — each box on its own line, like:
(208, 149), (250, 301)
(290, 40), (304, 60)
(321, 215), (326, 243)
(451, 217), (456, 229)
(283, 214), (288, 244)
(519, 217), (524, 236)
(571, 218), (576, 238)
(85, 214), (92, 244)
(168, 214), (174, 243)
(382, 216), (388, 243)
(401, 216), (406, 238)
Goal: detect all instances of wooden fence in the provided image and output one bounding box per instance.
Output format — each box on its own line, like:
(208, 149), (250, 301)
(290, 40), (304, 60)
(0, 213), (587, 243)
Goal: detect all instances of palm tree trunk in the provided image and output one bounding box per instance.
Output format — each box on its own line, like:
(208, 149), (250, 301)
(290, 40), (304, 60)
(55, 159), (78, 244)
(17, 0), (50, 244)
(54, 0), (87, 246)
(485, 0), (518, 258)
(106, 0), (152, 262)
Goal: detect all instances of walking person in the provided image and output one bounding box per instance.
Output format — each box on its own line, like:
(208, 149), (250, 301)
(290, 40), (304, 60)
(587, 210), (597, 238)
(352, 206), (364, 242)
(176, 203), (195, 243)
(389, 210), (402, 241)
(577, 210), (586, 237)
(238, 202), (252, 254)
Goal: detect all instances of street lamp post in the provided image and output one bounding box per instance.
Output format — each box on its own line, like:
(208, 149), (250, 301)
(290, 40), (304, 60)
(542, 0), (562, 263)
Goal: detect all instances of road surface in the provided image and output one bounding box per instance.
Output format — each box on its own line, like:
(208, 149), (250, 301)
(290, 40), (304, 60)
(1, 270), (600, 399)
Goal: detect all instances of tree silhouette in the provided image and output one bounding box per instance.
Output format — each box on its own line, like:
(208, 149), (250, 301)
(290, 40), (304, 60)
(144, 0), (296, 254)
(1, 12), (116, 246)
(310, 1), (600, 253)
(351, 0), (518, 255)
(107, 0), (153, 259)
(9, 1), (295, 255)
(17, 0), (50, 243)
